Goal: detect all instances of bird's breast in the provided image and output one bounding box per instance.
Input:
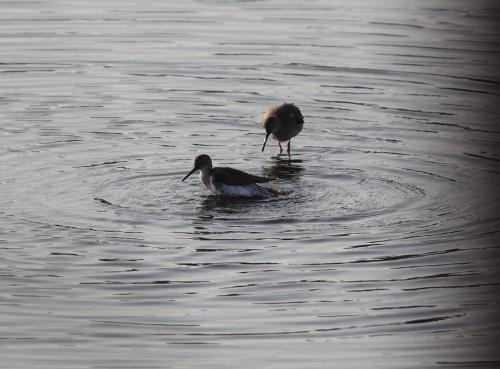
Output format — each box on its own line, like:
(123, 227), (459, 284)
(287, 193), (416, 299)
(272, 124), (303, 142)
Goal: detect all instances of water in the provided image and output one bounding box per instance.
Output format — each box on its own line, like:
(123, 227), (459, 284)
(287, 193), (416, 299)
(1, 0), (500, 368)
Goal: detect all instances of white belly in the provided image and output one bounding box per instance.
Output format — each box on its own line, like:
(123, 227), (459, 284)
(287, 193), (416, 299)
(218, 184), (262, 197)
(201, 172), (273, 198)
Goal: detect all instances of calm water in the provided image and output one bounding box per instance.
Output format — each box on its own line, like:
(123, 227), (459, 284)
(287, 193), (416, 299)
(2, 0), (500, 368)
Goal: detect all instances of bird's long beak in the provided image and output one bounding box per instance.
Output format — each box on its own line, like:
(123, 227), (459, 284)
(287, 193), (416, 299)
(182, 167), (197, 182)
(262, 132), (271, 152)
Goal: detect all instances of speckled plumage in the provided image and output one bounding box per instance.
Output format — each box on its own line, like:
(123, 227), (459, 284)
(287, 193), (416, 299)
(182, 154), (276, 198)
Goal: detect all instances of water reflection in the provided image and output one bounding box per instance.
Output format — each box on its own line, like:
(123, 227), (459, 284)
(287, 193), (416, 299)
(2, 0), (500, 368)
(197, 194), (263, 214)
(262, 156), (305, 180)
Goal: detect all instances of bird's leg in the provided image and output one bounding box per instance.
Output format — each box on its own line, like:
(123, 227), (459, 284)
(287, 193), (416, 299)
(287, 140), (291, 156)
(279, 142), (283, 154)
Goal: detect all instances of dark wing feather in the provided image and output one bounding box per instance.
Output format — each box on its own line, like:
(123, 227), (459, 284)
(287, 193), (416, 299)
(212, 167), (272, 186)
(278, 103), (303, 126)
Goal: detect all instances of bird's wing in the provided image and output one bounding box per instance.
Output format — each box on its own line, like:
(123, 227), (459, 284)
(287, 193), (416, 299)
(212, 167), (272, 186)
(295, 107), (304, 125)
(289, 104), (304, 126)
(279, 103), (304, 126)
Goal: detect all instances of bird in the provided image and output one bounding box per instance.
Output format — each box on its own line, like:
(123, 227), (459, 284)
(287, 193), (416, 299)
(261, 103), (304, 155)
(182, 154), (277, 198)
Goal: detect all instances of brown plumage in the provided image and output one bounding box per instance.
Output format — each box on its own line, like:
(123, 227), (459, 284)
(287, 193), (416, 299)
(262, 103), (304, 155)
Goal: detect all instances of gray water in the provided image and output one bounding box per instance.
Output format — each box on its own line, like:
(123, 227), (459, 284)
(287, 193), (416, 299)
(1, 1), (500, 368)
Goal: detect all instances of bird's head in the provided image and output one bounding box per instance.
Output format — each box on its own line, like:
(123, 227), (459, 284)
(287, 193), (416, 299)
(182, 154), (212, 181)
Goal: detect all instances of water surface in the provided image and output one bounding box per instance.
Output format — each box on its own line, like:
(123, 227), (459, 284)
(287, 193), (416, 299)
(1, 0), (500, 368)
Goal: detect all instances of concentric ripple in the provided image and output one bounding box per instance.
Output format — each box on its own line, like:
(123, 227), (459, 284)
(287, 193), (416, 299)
(90, 155), (427, 229)
(1, 1), (500, 369)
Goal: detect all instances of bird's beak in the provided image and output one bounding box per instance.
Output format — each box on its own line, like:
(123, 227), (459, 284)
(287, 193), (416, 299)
(182, 167), (197, 182)
(262, 132), (271, 152)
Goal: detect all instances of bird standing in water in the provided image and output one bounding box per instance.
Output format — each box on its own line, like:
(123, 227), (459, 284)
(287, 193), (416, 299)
(182, 154), (276, 198)
(261, 103), (304, 155)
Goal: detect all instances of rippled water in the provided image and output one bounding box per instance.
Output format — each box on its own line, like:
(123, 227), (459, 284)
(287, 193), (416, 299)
(2, 0), (500, 368)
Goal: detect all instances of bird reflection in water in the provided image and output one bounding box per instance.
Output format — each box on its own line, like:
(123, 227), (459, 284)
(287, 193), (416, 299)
(197, 193), (264, 214)
(262, 156), (304, 180)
